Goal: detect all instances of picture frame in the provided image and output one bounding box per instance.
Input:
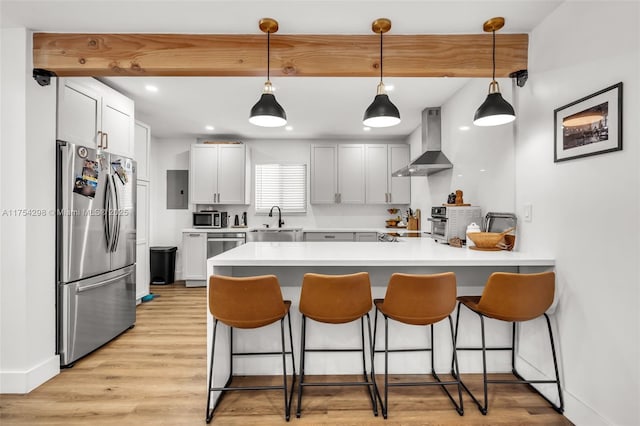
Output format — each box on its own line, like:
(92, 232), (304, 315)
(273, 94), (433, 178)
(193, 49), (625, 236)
(554, 82), (622, 162)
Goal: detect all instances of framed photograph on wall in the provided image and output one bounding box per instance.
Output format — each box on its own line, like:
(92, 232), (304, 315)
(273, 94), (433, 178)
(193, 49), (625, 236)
(554, 82), (622, 162)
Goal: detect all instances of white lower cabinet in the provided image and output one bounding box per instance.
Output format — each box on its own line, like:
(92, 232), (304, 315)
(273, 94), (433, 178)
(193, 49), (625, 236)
(135, 243), (149, 301)
(182, 232), (207, 284)
(355, 232), (378, 242)
(304, 232), (355, 242)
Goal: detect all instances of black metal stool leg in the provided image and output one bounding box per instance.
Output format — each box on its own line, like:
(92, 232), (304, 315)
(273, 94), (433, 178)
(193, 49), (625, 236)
(480, 314), (488, 414)
(450, 301), (462, 375)
(448, 315), (464, 415)
(365, 313), (379, 417)
(205, 319), (219, 423)
(384, 315), (389, 419)
(287, 311), (297, 377)
(545, 313), (565, 413)
(279, 318), (291, 421)
(296, 315), (306, 418)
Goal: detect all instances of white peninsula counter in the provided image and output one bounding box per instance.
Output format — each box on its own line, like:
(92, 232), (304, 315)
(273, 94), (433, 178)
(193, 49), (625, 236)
(205, 239), (556, 405)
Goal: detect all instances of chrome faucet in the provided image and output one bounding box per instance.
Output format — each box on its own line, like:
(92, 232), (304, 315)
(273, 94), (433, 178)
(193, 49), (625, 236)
(268, 205), (284, 228)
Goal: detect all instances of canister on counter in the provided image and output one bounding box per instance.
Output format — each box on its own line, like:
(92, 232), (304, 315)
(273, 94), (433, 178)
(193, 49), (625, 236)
(466, 222), (480, 248)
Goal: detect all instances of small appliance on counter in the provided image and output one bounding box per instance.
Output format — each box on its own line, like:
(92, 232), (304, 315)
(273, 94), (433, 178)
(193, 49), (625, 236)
(428, 205), (482, 244)
(193, 210), (228, 228)
(484, 212), (517, 250)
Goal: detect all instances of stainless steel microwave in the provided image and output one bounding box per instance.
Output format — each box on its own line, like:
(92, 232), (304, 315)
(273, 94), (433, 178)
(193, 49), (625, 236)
(193, 211), (228, 228)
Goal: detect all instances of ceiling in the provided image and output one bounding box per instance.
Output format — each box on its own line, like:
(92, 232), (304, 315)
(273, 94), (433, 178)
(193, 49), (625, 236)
(2, 0), (563, 140)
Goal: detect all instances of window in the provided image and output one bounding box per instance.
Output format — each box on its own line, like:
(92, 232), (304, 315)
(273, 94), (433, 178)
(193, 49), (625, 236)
(255, 164), (307, 214)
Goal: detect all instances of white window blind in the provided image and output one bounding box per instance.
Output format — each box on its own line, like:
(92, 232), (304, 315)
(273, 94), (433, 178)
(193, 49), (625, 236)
(255, 164), (307, 213)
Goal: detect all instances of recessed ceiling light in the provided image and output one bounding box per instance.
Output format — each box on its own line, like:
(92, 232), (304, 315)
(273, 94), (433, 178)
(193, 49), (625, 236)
(459, 126), (470, 131)
(385, 84), (394, 91)
(145, 85), (158, 92)
(363, 127), (371, 131)
(480, 169), (486, 172)
(457, 174), (463, 177)
(285, 126), (293, 131)
(205, 125), (214, 131)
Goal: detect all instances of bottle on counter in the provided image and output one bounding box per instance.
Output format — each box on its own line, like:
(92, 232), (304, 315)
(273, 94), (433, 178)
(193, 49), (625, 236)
(466, 222), (480, 248)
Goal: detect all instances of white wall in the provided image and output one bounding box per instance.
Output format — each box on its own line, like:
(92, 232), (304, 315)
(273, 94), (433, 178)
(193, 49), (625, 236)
(148, 136), (193, 278)
(0, 28), (59, 392)
(408, 79), (516, 232)
(517, 2), (640, 425)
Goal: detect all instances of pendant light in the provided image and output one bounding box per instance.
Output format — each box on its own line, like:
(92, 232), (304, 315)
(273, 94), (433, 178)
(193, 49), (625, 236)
(473, 17), (516, 127)
(249, 18), (287, 127)
(363, 18), (400, 128)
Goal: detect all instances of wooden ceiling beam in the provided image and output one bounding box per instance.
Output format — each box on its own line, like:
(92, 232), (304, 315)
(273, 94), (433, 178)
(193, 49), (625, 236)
(33, 33), (528, 78)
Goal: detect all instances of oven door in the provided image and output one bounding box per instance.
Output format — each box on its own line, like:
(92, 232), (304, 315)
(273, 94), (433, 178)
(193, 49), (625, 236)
(207, 233), (246, 257)
(428, 217), (448, 242)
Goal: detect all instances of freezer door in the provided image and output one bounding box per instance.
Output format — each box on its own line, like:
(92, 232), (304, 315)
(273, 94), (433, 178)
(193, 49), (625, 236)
(58, 141), (111, 283)
(58, 265), (136, 366)
(109, 154), (137, 270)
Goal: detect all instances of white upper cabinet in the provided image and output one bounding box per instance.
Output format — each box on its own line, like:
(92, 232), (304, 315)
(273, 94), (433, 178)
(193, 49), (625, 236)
(365, 144), (410, 204)
(134, 121), (151, 181)
(57, 77), (135, 158)
(310, 145), (338, 204)
(189, 144), (249, 205)
(387, 144), (411, 204)
(310, 144), (365, 204)
(312, 143), (408, 205)
(338, 144), (366, 204)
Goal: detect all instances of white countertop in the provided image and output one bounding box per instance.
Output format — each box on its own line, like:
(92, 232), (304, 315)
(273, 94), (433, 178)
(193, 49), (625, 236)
(183, 227), (418, 234)
(208, 239), (554, 267)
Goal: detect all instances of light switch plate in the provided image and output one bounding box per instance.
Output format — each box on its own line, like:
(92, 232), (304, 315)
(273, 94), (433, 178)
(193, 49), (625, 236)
(524, 203), (533, 222)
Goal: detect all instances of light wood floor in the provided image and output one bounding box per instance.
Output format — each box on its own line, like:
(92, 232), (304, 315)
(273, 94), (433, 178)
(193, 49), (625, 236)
(0, 283), (572, 425)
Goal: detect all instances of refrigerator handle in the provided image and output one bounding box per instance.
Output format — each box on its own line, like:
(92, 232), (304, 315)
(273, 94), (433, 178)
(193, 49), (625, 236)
(110, 175), (121, 252)
(104, 176), (112, 249)
(76, 269), (132, 293)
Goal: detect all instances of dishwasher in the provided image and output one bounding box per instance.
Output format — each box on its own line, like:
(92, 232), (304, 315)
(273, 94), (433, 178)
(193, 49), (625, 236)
(207, 232), (246, 257)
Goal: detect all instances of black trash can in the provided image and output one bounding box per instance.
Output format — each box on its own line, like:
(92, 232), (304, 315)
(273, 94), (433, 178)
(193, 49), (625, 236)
(149, 246), (177, 285)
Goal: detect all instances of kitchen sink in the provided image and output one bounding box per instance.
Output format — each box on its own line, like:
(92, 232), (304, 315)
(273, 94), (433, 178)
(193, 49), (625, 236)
(247, 228), (303, 242)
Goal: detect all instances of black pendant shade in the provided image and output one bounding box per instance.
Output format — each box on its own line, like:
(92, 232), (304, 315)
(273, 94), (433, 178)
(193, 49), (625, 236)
(249, 89), (287, 127)
(363, 93), (401, 128)
(474, 17), (516, 127)
(473, 89), (516, 127)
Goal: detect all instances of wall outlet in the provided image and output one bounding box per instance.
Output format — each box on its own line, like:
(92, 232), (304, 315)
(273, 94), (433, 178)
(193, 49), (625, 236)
(524, 203), (533, 222)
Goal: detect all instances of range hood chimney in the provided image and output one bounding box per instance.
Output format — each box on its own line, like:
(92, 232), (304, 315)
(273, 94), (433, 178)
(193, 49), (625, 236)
(393, 107), (452, 176)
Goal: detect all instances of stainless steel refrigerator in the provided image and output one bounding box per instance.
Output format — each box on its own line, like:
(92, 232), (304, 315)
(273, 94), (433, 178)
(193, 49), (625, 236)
(56, 140), (136, 367)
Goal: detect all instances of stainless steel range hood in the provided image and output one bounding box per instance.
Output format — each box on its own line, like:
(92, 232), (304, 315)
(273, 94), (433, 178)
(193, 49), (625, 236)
(393, 107), (452, 176)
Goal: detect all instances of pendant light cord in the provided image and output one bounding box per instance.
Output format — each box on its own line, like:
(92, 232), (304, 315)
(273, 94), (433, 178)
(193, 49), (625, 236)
(379, 30), (383, 84)
(492, 30), (496, 82)
(267, 30), (271, 81)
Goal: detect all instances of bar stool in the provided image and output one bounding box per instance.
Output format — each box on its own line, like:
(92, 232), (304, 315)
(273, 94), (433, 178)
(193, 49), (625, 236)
(452, 271), (564, 414)
(206, 275), (296, 423)
(373, 272), (464, 418)
(296, 272), (378, 418)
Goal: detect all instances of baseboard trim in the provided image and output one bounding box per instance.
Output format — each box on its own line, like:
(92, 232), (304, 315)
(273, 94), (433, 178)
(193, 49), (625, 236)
(515, 355), (609, 425)
(0, 355), (60, 394)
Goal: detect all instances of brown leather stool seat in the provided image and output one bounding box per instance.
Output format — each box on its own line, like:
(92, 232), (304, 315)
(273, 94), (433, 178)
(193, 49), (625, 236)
(296, 272), (379, 418)
(453, 271), (564, 415)
(206, 275), (296, 423)
(373, 272), (463, 418)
